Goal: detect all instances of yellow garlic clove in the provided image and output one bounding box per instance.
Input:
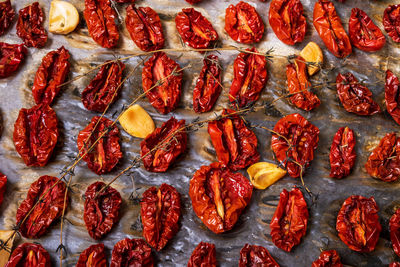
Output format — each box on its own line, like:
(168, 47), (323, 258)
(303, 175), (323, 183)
(119, 104), (155, 138)
(49, 1), (79, 35)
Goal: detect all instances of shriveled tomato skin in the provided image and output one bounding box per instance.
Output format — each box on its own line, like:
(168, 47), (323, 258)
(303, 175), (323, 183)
(385, 70), (400, 125)
(383, 5), (400, 43)
(329, 127), (356, 179)
(16, 2), (47, 48)
(188, 242), (217, 267)
(391, 263), (400, 267)
(185, 0), (203, 3)
(110, 238), (154, 267)
(76, 244), (107, 267)
(0, 0), (15, 36)
(239, 244), (280, 267)
(390, 208), (400, 257)
(5, 243), (51, 267)
(0, 172), (6, 207)
(311, 250), (343, 267)
(0, 42), (27, 79)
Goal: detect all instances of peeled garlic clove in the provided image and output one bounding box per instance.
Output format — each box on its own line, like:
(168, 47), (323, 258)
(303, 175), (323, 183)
(49, 1), (79, 35)
(119, 104), (155, 138)
(299, 42), (323, 76)
(247, 162), (286, 189)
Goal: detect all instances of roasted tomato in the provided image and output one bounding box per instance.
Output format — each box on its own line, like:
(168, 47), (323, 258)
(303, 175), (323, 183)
(175, 8), (218, 50)
(336, 72), (380, 116)
(141, 183), (181, 251)
(0, 172), (6, 207)
(188, 242), (217, 267)
(0, 42), (27, 79)
(84, 0), (119, 48)
(271, 113), (319, 178)
(0, 0), (15, 36)
(365, 133), (400, 182)
(225, 1), (264, 44)
(193, 54), (222, 113)
(390, 208), (400, 257)
(5, 243), (51, 267)
(229, 48), (268, 108)
(77, 116), (122, 175)
(82, 60), (125, 113)
(286, 55), (320, 111)
(125, 4), (164, 52)
(142, 52), (183, 114)
(189, 162), (253, 234)
(76, 244), (107, 267)
(268, 0), (306, 45)
(329, 127), (356, 179)
(383, 5), (400, 43)
(311, 250), (343, 267)
(32, 46), (71, 106)
(385, 70), (400, 125)
(16, 2), (47, 48)
(16, 175), (67, 238)
(185, 0), (203, 3)
(140, 117), (187, 172)
(239, 244), (280, 267)
(313, 0), (352, 58)
(13, 104), (58, 167)
(110, 238), (154, 267)
(348, 8), (386, 52)
(391, 263), (400, 267)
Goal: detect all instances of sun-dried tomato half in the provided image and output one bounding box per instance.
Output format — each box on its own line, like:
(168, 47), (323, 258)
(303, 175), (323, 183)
(269, 0), (306, 45)
(141, 183), (181, 251)
(76, 243), (107, 267)
(348, 8), (386, 52)
(365, 133), (400, 182)
(208, 109), (259, 171)
(239, 244), (280, 267)
(5, 243), (51, 267)
(189, 162), (253, 234)
(0, 42), (27, 79)
(0, 172), (6, 207)
(383, 5), (400, 43)
(175, 8), (218, 50)
(77, 116), (122, 175)
(271, 113), (319, 178)
(110, 238), (154, 267)
(311, 250), (343, 267)
(0, 0), (15, 36)
(32, 46), (70, 106)
(193, 54), (222, 113)
(286, 56), (320, 111)
(390, 208), (400, 257)
(336, 195), (381, 252)
(84, 181), (122, 240)
(16, 2), (47, 48)
(270, 187), (308, 252)
(84, 0), (119, 48)
(82, 60), (125, 113)
(16, 175), (67, 238)
(188, 242), (217, 267)
(336, 72), (380, 116)
(225, 1), (264, 44)
(140, 117), (187, 172)
(391, 263), (400, 267)
(329, 127), (356, 179)
(229, 47), (268, 108)
(385, 70), (400, 125)
(185, 0), (203, 3)
(125, 4), (164, 52)
(142, 52), (183, 114)
(13, 104), (58, 167)
(313, 0), (352, 58)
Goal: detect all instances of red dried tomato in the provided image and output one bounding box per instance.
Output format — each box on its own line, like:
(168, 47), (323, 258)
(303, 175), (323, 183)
(0, 0), (15, 36)
(185, 0), (203, 4)
(114, 0), (135, 2)
(32, 46), (71, 106)
(390, 208), (400, 257)
(365, 133), (400, 182)
(383, 5), (400, 43)
(385, 70), (400, 125)
(188, 242), (217, 267)
(142, 52), (183, 114)
(82, 60), (125, 112)
(110, 238), (154, 267)
(286, 56), (320, 111)
(329, 127), (356, 179)
(0, 172), (6, 207)
(175, 8), (218, 50)
(125, 4), (164, 52)
(270, 187), (308, 252)
(193, 54), (222, 113)
(13, 104), (58, 167)
(16, 2), (47, 48)
(76, 244), (107, 267)
(239, 244), (280, 267)
(189, 162), (253, 234)
(84, 181), (122, 240)
(348, 8), (386, 52)
(336, 72), (380, 116)
(391, 263), (400, 267)
(268, 0), (306, 45)
(336, 195), (381, 252)
(229, 48), (268, 108)
(0, 42), (27, 79)
(16, 175), (67, 238)
(5, 243), (51, 267)
(271, 113), (319, 178)
(208, 109), (259, 171)
(141, 183), (181, 251)
(311, 250), (343, 267)
(313, 0), (352, 58)
(225, 1), (264, 44)
(140, 117), (187, 172)
(84, 0), (119, 48)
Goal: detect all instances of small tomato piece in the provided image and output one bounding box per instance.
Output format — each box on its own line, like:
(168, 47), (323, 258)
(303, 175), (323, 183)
(188, 242), (217, 267)
(311, 250), (343, 267)
(390, 208), (400, 257)
(110, 238), (154, 267)
(383, 5), (400, 43)
(76, 244), (107, 267)
(0, 42), (27, 79)
(239, 244), (280, 267)
(5, 243), (51, 267)
(16, 2), (47, 48)
(385, 70), (400, 125)
(329, 127), (356, 179)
